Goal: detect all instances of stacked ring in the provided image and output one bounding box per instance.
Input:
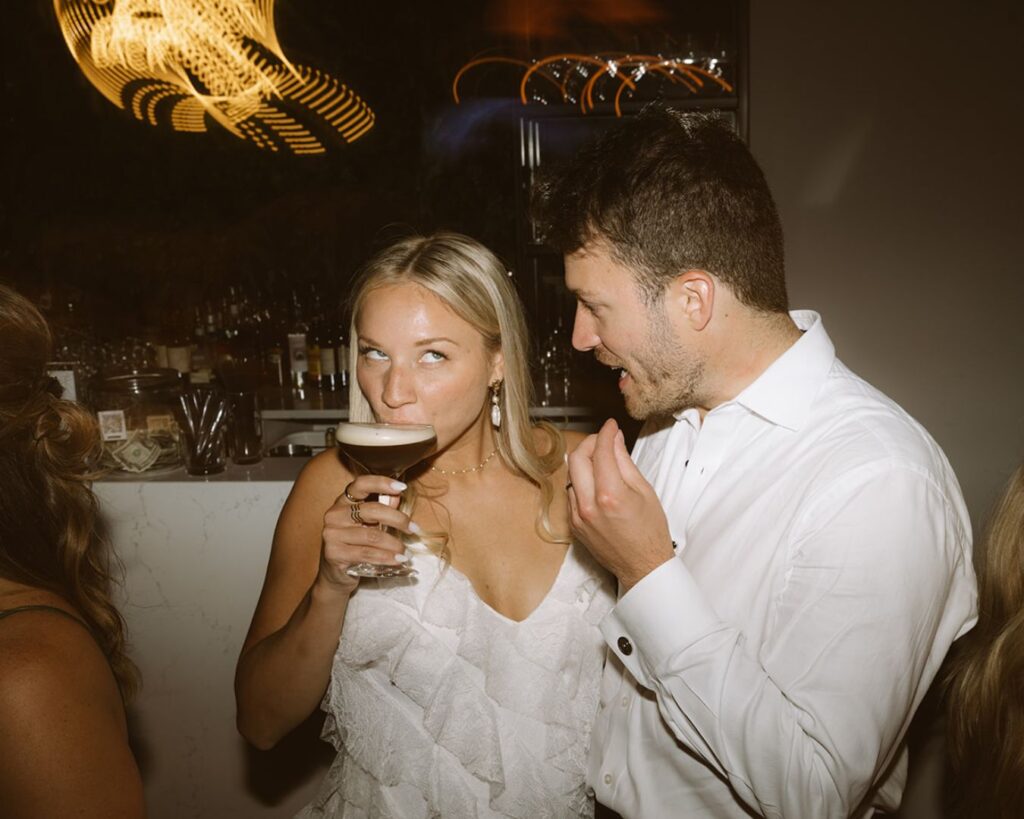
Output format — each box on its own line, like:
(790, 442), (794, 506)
(350, 503), (365, 525)
(343, 484), (360, 504)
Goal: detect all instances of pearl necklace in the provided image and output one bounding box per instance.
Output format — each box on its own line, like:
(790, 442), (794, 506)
(430, 448), (497, 476)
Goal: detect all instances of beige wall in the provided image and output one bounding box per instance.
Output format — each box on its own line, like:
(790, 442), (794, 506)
(749, 0), (1023, 535)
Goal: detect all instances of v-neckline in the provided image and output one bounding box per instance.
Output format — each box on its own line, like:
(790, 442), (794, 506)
(440, 543), (575, 626)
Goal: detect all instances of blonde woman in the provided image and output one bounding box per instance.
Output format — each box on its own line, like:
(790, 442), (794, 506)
(945, 462), (1024, 819)
(0, 284), (144, 818)
(236, 233), (613, 817)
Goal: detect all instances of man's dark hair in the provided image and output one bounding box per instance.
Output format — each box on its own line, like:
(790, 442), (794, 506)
(532, 106), (789, 312)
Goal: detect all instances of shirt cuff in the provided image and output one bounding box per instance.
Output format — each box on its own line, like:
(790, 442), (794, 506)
(600, 556), (723, 687)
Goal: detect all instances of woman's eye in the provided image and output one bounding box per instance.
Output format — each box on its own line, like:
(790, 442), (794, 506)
(360, 347), (388, 361)
(422, 350), (447, 363)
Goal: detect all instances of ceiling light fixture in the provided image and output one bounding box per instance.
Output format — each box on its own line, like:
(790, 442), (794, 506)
(55, 0), (374, 154)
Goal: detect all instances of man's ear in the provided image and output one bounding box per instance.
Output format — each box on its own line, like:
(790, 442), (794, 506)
(666, 269), (715, 332)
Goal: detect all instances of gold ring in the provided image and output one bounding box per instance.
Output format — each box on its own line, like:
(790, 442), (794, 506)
(344, 484), (359, 504)
(350, 503), (364, 525)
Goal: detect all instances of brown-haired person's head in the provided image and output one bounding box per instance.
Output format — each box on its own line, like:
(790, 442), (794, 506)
(532, 107), (792, 420)
(945, 462), (1024, 818)
(0, 283), (137, 700)
(532, 105), (788, 312)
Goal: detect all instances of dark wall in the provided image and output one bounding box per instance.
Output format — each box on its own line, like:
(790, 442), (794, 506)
(750, 0), (1024, 532)
(1, 0), (502, 308)
(4, 0), (1020, 529)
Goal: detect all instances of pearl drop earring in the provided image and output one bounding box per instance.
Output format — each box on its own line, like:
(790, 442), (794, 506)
(490, 380), (502, 429)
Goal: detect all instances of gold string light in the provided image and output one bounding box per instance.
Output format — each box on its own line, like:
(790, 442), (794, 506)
(54, 0), (374, 154)
(453, 52), (733, 117)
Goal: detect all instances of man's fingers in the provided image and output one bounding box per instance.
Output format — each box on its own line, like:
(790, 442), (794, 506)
(567, 430), (598, 475)
(591, 419), (626, 498)
(612, 428), (647, 490)
(567, 431), (599, 506)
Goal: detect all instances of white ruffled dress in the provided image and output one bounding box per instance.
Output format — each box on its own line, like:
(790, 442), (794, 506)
(296, 541), (614, 819)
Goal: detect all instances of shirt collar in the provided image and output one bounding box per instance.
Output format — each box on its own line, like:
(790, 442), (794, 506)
(730, 310), (835, 431)
(668, 311), (835, 432)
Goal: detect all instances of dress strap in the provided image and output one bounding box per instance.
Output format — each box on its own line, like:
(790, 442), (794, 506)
(0, 604), (92, 633)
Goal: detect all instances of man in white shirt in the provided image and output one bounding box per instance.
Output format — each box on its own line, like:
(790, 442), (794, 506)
(533, 107), (977, 818)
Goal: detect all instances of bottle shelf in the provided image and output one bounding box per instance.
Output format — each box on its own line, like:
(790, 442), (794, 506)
(256, 386), (599, 423)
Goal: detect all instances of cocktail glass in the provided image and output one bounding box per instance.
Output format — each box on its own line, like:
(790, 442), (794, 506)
(333, 421), (437, 578)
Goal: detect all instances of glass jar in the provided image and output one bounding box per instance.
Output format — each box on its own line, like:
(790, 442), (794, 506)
(92, 368), (185, 474)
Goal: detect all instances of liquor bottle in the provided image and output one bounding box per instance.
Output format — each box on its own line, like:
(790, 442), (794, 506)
(264, 318), (286, 389)
(167, 309), (193, 378)
(222, 309), (260, 392)
(188, 305), (211, 384)
(225, 285), (241, 333)
(306, 285), (323, 389)
(286, 289), (309, 392)
(336, 326), (350, 390)
(211, 294), (234, 373)
(307, 318), (323, 390)
(318, 322), (338, 391)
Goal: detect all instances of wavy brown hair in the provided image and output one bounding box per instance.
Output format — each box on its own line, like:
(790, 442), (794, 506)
(0, 284), (138, 701)
(945, 462), (1024, 818)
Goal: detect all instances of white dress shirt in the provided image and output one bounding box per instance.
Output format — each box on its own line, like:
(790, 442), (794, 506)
(587, 311), (977, 818)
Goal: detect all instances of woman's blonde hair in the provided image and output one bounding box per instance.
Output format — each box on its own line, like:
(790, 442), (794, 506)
(945, 462), (1024, 818)
(346, 232), (566, 543)
(0, 284), (138, 701)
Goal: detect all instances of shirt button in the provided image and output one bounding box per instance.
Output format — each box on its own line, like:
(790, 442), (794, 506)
(617, 636), (633, 655)
(621, 695), (629, 707)
(603, 773), (613, 786)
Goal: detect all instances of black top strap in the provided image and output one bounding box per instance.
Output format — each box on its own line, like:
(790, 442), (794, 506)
(0, 604), (91, 632)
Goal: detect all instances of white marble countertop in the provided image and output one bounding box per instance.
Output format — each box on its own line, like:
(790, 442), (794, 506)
(96, 458), (332, 817)
(97, 455), (311, 483)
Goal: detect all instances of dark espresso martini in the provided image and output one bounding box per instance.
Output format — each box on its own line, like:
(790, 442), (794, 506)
(334, 422), (437, 579)
(334, 422), (437, 477)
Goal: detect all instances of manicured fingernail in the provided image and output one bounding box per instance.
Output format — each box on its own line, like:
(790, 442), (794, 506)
(394, 553), (410, 563)
(409, 521), (423, 535)
(390, 481), (407, 492)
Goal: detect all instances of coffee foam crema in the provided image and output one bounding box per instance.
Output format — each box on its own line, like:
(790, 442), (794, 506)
(334, 423), (436, 446)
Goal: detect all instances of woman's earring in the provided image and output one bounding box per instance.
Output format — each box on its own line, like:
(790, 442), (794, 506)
(490, 381), (502, 429)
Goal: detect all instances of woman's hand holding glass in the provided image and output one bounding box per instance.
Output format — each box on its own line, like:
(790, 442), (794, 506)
(317, 474), (418, 592)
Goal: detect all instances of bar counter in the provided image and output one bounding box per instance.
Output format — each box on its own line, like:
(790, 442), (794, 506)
(96, 403), (605, 816)
(97, 457), (332, 819)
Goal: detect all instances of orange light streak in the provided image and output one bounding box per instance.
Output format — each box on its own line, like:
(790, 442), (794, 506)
(54, 0), (374, 154)
(453, 51), (733, 116)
